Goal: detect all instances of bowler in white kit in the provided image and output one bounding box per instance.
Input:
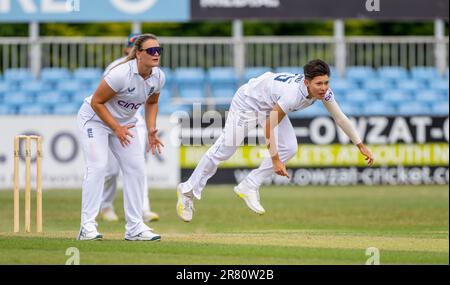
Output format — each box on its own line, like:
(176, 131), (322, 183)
(176, 59), (374, 222)
(77, 34), (165, 240)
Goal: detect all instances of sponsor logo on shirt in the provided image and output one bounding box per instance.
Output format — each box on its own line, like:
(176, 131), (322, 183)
(127, 87), (136, 93)
(324, 91), (333, 101)
(148, 87), (155, 95)
(118, 100), (142, 109)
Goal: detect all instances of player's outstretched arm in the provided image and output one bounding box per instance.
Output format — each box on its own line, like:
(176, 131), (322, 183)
(323, 99), (374, 167)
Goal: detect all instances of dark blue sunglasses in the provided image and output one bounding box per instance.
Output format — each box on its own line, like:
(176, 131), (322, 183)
(140, 47), (163, 56)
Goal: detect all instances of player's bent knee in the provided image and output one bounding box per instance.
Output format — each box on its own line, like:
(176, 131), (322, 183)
(121, 162), (146, 177)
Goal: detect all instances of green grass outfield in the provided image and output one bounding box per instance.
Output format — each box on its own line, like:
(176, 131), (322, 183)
(0, 185), (448, 265)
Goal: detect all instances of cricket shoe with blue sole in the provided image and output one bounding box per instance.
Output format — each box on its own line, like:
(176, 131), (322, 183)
(77, 227), (103, 241)
(233, 182), (266, 215)
(125, 230), (161, 241)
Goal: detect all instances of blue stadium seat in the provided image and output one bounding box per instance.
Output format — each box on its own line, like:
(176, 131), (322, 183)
(3, 68), (33, 84)
(410, 67), (440, 82)
(20, 80), (51, 96)
(346, 66), (376, 86)
(211, 86), (235, 105)
(158, 103), (192, 116)
(363, 79), (393, 95)
(18, 105), (50, 115)
(207, 67), (238, 89)
(396, 80), (425, 93)
(57, 80), (87, 96)
(431, 102), (449, 115)
(35, 91), (69, 105)
(73, 68), (103, 85)
(88, 82), (99, 93)
(0, 81), (14, 94)
(52, 103), (81, 115)
(70, 90), (90, 106)
(174, 67), (206, 89)
(377, 66), (408, 82)
(243, 67), (272, 82)
(9, 91), (34, 106)
(414, 90), (445, 103)
(363, 102), (397, 115)
(331, 79), (358, 95)
(159, 68), (173, 87)
(211, 86), (235, 98)
(40, 68), (71, 86)
(0, 104), (16, 115)
(337, 101), (362, 116)
(289, 103), (329, 118)
(380, 90), (412, 104)
(398, 102), (431, 115)
(158, 86), (173, 103)
(343, 90), (375, 103)
(430, 79), (449, 95)
(274, 66), (302, 74)
(178, 86), (206, 101)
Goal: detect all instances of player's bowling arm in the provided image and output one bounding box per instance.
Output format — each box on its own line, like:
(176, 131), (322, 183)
(323, 99), (361, 145)
(323, 99), (374, 166)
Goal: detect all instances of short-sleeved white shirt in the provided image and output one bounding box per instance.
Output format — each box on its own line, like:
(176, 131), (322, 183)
(103, 56), (127, 77)
(84, 59), (165, 123)
(231, 72), (334, 114)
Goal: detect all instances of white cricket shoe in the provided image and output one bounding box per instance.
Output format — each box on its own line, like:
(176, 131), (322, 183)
(143, 210), (160, 222)
(100, 207), (119, 222)
(233, 182), (266, 215)
(77, 227), (103, 241)
(176, 184), (194, 222)
(125, 230), (161, 241)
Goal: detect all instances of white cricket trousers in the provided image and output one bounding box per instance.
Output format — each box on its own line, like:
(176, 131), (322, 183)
(77, 104), (150, 236)
(180, 106), (298, 199)
(101, 113), (151, 212)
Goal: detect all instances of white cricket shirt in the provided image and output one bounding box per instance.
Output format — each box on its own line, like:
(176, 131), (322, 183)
(231, 72), (334, 114)
(84, 59), (165, 123)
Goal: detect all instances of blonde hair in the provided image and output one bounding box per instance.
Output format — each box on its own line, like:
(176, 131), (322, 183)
(110, 33), (159, 71)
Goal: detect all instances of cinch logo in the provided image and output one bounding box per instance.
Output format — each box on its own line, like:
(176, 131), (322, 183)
(118, 100), (142, 109)
(324, 91), (333, 101)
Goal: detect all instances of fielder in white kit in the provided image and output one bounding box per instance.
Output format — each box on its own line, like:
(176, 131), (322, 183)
(177, 59), (374, 222)
(100, 33), (160, 223)
(77, 34), (165, 240)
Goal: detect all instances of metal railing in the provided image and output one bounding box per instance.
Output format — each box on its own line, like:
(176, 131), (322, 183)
(0, 36), (448, 75)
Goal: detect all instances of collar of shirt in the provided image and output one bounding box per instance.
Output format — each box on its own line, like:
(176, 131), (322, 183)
(299, 79), (310, 99)
(130, 59), (156, 80)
